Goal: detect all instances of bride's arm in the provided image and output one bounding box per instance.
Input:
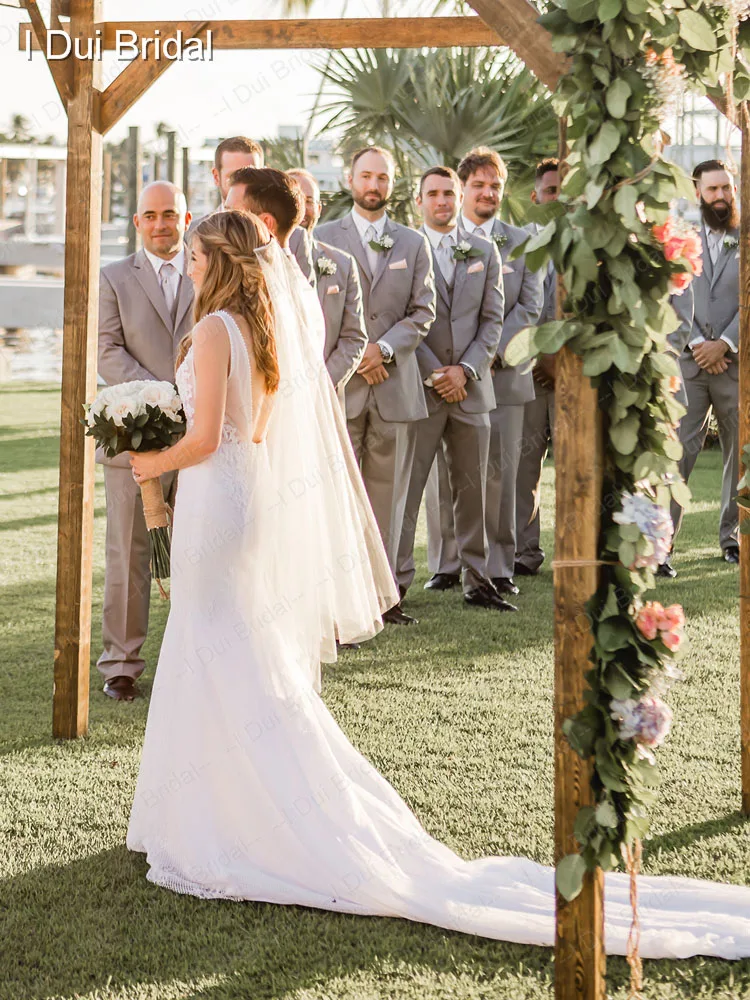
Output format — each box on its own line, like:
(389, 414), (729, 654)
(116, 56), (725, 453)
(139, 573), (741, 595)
(130, 315), (230, 480)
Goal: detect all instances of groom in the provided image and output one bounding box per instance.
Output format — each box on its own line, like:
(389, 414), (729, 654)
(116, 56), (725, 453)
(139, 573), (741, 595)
(316, 146), (436, 624)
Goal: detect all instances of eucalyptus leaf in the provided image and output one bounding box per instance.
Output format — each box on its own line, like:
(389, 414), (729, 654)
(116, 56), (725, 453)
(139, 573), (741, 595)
(678, 8), (717, 52)
(556, 854), (588, 901)
(595, 799), (619, 828)
(588, 122), (622, 165)
(606, 77), (631, 117)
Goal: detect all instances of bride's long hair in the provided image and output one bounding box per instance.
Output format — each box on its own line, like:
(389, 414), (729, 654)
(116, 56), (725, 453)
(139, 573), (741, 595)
(177, 210), (280, 393)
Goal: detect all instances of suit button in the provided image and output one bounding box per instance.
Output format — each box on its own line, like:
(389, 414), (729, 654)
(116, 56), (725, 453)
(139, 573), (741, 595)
(370, 314), (376, 321)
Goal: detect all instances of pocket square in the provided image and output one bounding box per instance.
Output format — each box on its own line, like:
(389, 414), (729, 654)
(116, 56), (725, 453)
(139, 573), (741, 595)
(502, 264), (514, 275)
(388, 259), (408, 270)
(467, 260), (484, 274)
(326, 284), (340, 295)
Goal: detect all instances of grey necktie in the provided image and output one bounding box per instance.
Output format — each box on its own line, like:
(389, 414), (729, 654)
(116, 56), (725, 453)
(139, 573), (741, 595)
(363, 224), (378, 274)
(436, 234), (456, 287)
(709, 231), (722, 266)
(160, 261), (177, 315)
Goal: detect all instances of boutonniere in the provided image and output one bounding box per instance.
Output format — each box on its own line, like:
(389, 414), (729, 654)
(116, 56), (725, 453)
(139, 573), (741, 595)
(723, 235), (739, 251)
(369, 234), (394, 253)
(492, 232), (509, 250)
(316, 255), (337, 276)
(452, 240), (484, 262)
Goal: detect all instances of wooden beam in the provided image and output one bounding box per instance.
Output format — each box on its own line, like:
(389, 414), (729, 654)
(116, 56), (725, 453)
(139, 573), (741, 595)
(739, 104), (750, 815)
(467, 0), (569, 91)
(53, 0), (102, 739)
(97, 21), (209, 134)
(21, 16), (503, 52)
(23, 0), (73, 106)
(553, 119), (606, 1000)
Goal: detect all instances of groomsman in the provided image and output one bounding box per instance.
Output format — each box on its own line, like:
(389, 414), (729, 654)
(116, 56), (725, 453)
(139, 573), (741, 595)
(287, 168), (367, 396)
(396, 167), (513, 610)
(97, 182), (194, 700)
(427, 148), (543, 597)
(669, 159), (741, 565)
(317, 146), (436, 624)
(515, 158), (559, 577)
(188, 135), (314, 282)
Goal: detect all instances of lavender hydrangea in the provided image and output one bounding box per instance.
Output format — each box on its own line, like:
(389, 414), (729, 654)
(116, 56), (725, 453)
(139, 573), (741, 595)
(610, 696), (674, 763)
(613, 492), (674, 570)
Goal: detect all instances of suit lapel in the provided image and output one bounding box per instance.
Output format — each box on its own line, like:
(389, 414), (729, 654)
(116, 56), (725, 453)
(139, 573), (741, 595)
(369, 217), (395, 294)
(492, 218), (510, 262)
(711, 227), (736, 288)
(421, 226), (451, 309)
(341, 215), (373, 286)
(132, 249), (176, 334)
(173, 270), (194, 335)
(701, 225), (714, 285)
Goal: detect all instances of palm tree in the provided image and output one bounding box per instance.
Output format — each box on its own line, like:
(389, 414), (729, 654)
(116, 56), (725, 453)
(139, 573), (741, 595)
(314, 46), (556, 223)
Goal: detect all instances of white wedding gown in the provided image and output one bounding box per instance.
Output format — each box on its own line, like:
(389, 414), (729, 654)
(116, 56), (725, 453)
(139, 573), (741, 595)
(128, 265), (750, 961)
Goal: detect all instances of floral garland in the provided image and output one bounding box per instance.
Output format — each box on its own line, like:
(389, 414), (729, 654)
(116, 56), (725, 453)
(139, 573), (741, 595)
(505, 0), (749, 916)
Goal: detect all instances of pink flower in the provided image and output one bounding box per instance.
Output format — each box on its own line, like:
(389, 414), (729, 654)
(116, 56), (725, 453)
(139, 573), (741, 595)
(664, 237), (687, 261)
(669, 271), (692, 292)
(661, 628), (684, 652)
(652, 220), (672, 244)
(668, 375), (681, 394)
(636, 602), (664, 640)
(656, 604), (685, 631)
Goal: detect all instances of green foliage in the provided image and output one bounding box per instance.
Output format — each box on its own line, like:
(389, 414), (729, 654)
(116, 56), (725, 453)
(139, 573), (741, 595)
(533, 0), (746, 885)
(81, 403), (186, 460)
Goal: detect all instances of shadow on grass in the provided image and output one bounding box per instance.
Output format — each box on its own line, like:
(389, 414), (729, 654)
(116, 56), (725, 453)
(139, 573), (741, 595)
(0, 435), (61, 474)
(643, 812), (750, 861)
(0, 846), (554, 1000)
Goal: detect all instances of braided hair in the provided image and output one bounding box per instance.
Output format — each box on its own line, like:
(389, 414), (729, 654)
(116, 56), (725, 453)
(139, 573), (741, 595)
(177, 210), (280, 393)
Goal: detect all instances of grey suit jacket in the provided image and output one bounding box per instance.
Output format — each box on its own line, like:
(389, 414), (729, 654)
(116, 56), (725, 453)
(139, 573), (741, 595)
(490, 218), (544, 406)
(315, 213), (436, 422)
(678, 225), (740, 381)
(417, 226), (502, 414)
(98, 248), (195, 466)
(289, 226), (315, 285)
(312, 239), (367, 389)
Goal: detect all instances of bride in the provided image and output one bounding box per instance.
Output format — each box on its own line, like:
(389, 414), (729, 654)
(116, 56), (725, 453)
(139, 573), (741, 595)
(127, 209), (750, 961)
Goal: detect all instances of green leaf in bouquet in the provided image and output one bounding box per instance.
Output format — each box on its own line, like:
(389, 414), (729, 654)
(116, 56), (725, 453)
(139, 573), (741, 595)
(131, 429), (143, 450)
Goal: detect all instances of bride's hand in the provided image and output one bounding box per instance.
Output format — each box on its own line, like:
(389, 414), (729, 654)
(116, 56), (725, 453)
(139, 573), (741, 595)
(129, 450), (164, 484)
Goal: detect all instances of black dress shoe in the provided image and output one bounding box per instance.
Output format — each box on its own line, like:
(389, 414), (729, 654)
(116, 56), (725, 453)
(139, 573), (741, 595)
(724, 546), (740, 564)
(464, 584), (517, 612)
(423, 573), (460, 591)
(103, 676), (139, 701)
(492, 576), (520, 596)
(383, 603), (418, 625)
(337, 641), (361, 651)
(656, 558), (677, 579)
(514, 561), (539, 577)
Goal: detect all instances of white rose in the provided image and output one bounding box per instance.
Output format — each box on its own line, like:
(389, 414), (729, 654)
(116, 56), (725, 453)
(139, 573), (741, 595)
(107, 394), (145, 426)
(140, 381), (176, 411)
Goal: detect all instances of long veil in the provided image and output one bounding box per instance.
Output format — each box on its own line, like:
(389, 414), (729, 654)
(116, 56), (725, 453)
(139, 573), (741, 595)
(251, 240), (398, 690)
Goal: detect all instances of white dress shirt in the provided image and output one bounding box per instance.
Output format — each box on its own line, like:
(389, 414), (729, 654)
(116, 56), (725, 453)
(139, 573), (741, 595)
(145, 247), (184, 318)
(461, 213), (495, 240)
(349, 208), (394, 363)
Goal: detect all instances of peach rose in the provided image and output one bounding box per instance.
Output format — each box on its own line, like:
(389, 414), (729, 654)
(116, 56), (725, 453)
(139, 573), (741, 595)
(636, 602), (664, 641)
(661, 629), (683, 652)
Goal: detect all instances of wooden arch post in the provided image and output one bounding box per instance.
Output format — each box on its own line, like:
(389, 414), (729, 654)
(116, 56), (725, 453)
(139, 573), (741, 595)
(739, 105), (750, 815)
(52, 0), (102, 738)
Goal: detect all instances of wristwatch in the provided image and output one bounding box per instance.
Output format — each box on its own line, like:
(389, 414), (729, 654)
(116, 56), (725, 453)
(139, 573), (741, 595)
(378, 342), (394, 364)
(459, 362), (478, 381)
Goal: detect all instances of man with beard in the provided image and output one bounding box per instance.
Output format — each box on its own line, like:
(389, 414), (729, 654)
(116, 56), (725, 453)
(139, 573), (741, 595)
(287, 168), (367, 399)
(669, 159), (740, 565)
(188, 136), (314, 282)
(316, 146), (436, 624)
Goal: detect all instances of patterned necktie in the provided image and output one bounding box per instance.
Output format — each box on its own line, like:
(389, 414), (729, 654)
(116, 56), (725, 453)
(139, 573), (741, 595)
(437, 234), (456, 287)
(160, 261), (177, 315)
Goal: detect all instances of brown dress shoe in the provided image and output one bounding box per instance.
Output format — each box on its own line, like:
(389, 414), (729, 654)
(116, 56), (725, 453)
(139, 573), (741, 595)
(103, 676), (139, 701)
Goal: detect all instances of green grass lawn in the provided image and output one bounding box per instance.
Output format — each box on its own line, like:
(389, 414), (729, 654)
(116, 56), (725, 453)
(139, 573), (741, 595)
(2, 382), (750, 1000)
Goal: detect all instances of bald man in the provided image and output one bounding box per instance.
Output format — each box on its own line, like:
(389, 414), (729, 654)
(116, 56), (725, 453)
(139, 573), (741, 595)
(96, 181), (194, 701)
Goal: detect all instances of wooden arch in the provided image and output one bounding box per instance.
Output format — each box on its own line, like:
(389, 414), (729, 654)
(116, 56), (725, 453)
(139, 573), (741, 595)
(17, 2), (750, 999)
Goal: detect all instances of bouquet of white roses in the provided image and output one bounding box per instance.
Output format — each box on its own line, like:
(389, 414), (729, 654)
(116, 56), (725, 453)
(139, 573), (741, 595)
(82, 380), (186, 595)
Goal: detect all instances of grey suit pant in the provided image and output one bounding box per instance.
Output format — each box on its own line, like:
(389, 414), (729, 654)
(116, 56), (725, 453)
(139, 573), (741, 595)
(97, 465), (177, 682)
(670, 366), (739, 552)
(397, 404), (490, 594)
(347, 392), (417, 577)
(427, 403), (525, 581)
(515, 389), (554, 573)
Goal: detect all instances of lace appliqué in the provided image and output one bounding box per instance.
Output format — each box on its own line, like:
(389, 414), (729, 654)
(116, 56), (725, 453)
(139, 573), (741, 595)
(176, 347), (244, 446)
